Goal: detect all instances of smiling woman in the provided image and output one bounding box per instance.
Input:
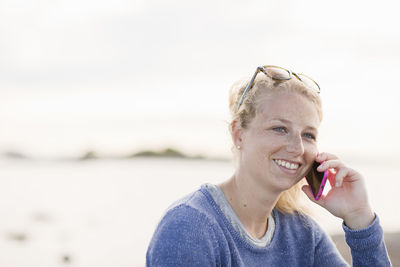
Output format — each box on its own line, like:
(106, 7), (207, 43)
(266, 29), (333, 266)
(233, 92), (320, 207)
(228, 69), (322, 214)
(146, 65), (391, 266)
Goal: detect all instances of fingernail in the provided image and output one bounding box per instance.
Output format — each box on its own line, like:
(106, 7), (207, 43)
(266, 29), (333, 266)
(317, 163), (323, 171)
(335, 182), (340, 187)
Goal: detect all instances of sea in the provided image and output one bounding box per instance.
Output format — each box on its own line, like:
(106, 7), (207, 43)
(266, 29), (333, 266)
(0, 157), (399, 267)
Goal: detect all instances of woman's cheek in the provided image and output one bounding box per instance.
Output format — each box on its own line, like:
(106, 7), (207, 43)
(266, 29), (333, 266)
(305, 141), (318, 157)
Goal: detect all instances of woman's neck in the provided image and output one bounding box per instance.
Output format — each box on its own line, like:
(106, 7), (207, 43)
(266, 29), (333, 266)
(219, 173), (281, 239)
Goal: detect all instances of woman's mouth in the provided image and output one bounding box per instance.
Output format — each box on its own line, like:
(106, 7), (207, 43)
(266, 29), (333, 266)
(273, 159), (301, 171)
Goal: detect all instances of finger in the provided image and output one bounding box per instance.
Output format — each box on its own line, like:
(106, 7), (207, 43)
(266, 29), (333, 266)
(334, 167), (358, 187)
(316, 152), (339, 163)
(333, 167), (349, 187)
(301, 185), (326, 206)
(328, 169), (336, 187)
(317, 159), (344, 172)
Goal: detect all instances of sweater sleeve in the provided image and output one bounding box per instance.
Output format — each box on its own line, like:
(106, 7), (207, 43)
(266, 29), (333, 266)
(343, 214), (392, 266)
(146, 204), (220, 267)
(313, 223), (349, 267)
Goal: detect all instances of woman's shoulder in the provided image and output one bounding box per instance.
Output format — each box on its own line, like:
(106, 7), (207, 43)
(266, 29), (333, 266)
(158, 185), (220, 228)
(147, 186), (223, 265)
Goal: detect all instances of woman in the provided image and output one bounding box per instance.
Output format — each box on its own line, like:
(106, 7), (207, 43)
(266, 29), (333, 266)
(146, 66), (391, 266)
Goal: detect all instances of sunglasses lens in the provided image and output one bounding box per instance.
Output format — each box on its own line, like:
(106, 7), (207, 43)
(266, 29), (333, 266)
(297, 74), (320, 92)
(264, 66), (291, 80)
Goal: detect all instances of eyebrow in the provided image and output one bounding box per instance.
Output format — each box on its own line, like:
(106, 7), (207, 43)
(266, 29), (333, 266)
(269, 118), (318, 132)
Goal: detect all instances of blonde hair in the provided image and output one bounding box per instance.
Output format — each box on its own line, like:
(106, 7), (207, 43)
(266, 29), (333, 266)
(228, 73), (323, 214)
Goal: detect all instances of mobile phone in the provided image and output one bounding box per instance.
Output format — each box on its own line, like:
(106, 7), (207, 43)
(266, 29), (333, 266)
(305, 161), (329, 200)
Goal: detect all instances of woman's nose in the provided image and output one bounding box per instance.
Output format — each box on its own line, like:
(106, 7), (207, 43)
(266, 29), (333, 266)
(286, 134), (304, 155)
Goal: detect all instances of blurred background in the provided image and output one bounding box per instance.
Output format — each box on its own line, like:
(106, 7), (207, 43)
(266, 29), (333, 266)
(1, 0), (399, 266)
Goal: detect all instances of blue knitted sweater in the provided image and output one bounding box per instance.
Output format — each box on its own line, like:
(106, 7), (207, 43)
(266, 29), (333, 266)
(146, 185), (391, 266)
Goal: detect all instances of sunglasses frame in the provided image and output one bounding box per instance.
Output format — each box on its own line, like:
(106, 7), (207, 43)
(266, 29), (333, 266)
(236, 65), (320, 111)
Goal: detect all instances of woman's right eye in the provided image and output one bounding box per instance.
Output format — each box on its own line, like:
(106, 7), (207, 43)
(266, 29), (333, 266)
(272, 127), (287, 133)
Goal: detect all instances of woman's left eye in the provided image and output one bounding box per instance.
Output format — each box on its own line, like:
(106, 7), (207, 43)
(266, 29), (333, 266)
(303, 132), (316, 140)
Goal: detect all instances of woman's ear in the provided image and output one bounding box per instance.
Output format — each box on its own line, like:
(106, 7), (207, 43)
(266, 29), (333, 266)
(231, 119), (243, 148)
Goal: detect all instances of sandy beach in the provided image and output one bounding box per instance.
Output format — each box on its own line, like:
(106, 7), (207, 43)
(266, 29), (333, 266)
(331, 232), (399, 266)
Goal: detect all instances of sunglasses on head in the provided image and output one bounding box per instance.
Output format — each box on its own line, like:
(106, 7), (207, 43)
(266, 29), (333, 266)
(236, 65), (320, 111)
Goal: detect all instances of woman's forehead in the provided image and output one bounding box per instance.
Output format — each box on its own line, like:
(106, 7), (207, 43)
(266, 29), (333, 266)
(256, 91), (321, 127)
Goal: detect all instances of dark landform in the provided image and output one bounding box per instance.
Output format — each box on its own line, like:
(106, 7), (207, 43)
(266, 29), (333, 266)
(2, 148), (229, 161)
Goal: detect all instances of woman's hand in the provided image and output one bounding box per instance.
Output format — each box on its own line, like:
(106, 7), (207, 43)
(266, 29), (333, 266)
(302, 152), (375, 230)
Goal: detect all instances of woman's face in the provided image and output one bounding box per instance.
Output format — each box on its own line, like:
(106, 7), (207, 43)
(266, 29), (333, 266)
(237, 90), (320, 192)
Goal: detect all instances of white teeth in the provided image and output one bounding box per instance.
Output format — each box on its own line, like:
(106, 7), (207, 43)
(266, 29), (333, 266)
(274, 159), (299, 170)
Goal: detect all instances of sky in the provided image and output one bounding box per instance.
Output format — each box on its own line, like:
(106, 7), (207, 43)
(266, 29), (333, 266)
(1, 0), (400, 159)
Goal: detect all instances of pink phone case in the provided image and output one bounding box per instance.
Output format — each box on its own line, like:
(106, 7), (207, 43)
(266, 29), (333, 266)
(310, 169), (329, 200)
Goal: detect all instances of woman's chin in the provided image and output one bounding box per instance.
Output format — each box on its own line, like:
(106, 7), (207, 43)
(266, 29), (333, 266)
(270, 174), (303, 192)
